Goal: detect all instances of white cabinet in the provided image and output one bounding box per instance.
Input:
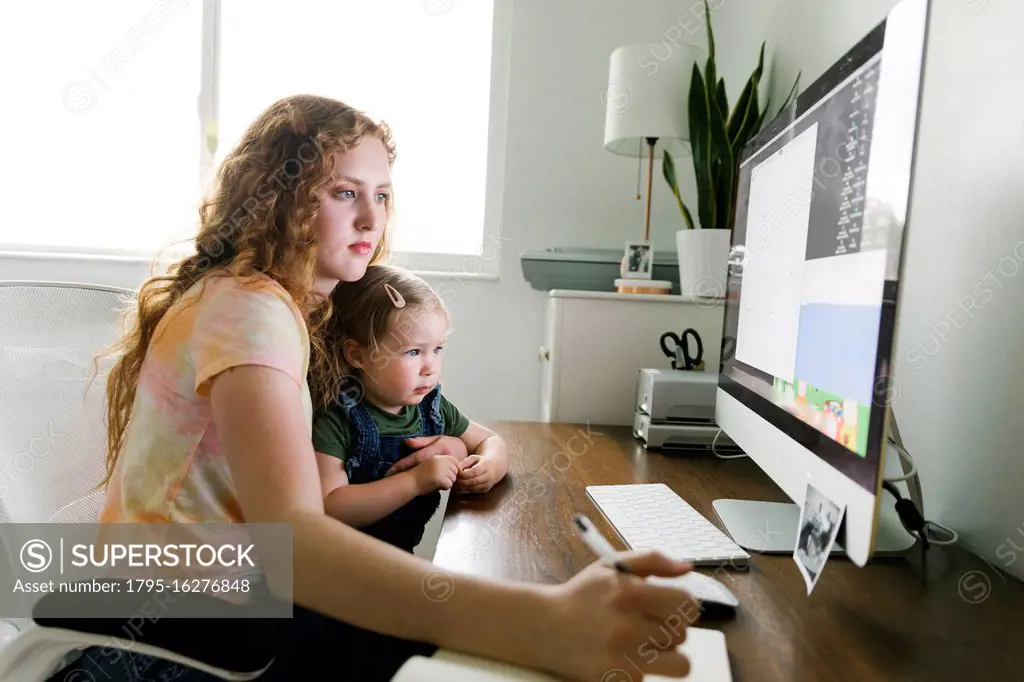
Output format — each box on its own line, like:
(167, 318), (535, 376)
(540, 290), (724, 426)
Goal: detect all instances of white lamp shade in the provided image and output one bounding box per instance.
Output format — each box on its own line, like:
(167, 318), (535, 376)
(603, 42), (707, 158)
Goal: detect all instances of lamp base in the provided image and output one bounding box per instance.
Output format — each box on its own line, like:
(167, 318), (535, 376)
(615, 279), (673, 295)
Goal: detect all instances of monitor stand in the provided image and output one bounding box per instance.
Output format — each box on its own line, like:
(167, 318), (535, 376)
(712, 414), (919, 557)
(712, 498), (916, 557)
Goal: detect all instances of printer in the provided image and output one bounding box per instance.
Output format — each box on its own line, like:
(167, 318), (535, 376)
(633, 369), (744, 455)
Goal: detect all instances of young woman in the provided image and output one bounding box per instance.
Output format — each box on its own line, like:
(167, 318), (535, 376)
(70, 94), (697, 682)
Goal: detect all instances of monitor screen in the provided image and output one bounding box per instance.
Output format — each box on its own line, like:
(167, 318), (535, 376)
(719, 19), (914, 493)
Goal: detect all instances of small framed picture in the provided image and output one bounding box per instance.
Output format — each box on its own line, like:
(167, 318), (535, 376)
(622, 241), (654, 280)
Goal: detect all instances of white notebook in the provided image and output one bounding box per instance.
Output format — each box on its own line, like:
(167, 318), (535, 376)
(392, 626), (732, 682)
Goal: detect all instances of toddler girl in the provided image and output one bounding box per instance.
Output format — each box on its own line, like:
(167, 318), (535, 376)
(313, 264), (508, 553)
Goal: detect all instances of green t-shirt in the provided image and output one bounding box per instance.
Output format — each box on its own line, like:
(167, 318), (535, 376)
(312, 394), (470, 465)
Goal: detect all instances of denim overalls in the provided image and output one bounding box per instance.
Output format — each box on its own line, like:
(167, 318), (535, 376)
(338, 384), (446, 553)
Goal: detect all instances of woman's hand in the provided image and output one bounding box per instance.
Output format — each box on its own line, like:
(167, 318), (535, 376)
(535, 550), (697, 681)
(384, 435), (469, 477)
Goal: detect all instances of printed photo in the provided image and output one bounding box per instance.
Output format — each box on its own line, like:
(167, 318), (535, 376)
(622, 241), (653, 279)
(794, 481), (845, 595)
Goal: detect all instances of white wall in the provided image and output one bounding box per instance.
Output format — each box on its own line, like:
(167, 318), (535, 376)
(1, 0), (783, 561)
(1, 0), (781, 422)
(769, 0), (1024, 582)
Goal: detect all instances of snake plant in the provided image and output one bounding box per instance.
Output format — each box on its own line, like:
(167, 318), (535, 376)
(663, 0), (800, 231)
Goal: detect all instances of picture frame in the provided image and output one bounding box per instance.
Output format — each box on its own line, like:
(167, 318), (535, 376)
(622, 240), (654, 280)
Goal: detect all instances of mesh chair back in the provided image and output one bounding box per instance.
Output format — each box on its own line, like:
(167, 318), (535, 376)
(0, 282), (134, 524)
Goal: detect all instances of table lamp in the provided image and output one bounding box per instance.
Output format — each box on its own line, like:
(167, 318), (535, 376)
(603, 42), (702, 292)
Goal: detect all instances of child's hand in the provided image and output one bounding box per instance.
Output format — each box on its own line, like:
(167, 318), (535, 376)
(455, 455), (501, 494)
(411, 455), (459, 494)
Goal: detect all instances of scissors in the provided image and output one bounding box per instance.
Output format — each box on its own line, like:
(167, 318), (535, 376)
(659, 328), (704, 371)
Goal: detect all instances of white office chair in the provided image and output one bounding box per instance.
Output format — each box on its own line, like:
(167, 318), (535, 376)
(0, 281), (275, 681)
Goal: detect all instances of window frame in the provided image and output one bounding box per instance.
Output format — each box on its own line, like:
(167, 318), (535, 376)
(0, 0), (512, 281)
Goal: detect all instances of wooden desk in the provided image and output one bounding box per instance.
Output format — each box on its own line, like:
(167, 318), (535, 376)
(434, 422), (1024, 682)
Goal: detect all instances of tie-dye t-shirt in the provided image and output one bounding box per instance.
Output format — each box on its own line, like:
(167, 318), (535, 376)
(100, 273), (312, 524)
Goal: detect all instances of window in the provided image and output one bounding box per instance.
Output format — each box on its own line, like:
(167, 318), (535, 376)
(1, 1), (508, 276)
(0, 1), (203, 256)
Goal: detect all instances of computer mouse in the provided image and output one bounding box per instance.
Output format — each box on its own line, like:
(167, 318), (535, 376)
(648, 571), (739, 619)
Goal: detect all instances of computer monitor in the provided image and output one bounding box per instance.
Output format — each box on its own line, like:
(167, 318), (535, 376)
(712, 0), (930, 567)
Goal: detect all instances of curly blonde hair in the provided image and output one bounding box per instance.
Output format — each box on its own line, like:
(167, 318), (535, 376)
(99, 94), (394, 487)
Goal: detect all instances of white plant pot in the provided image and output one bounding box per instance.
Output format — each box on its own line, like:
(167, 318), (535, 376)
(676, 229), (731, 298)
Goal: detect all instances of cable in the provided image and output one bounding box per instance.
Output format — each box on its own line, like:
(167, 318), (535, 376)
(884, 436), (918, 482)
(882, 438), (954, 545)
(882, 479), (958, 547)
(885, 436), (925, 519)
(877, 438), (956, 587)
(711, 428), (748, 460)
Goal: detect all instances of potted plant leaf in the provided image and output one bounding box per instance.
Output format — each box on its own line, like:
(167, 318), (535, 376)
(663, 0), (800, 297)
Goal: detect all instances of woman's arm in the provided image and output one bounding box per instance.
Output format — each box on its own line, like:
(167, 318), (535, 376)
(210, 364), (695, 681)
(211, 365), (544, 644)
(384, 434), (468, 476)
(316, 451), (420, 527)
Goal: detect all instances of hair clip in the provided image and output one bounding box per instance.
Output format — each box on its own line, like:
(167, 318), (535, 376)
(384, 283), (405, 308)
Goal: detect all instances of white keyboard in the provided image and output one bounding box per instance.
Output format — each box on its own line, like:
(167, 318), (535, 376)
(586, 483), (750, 566)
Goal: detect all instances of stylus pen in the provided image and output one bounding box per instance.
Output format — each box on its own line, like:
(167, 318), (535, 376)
(573, 514), (632, 574)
